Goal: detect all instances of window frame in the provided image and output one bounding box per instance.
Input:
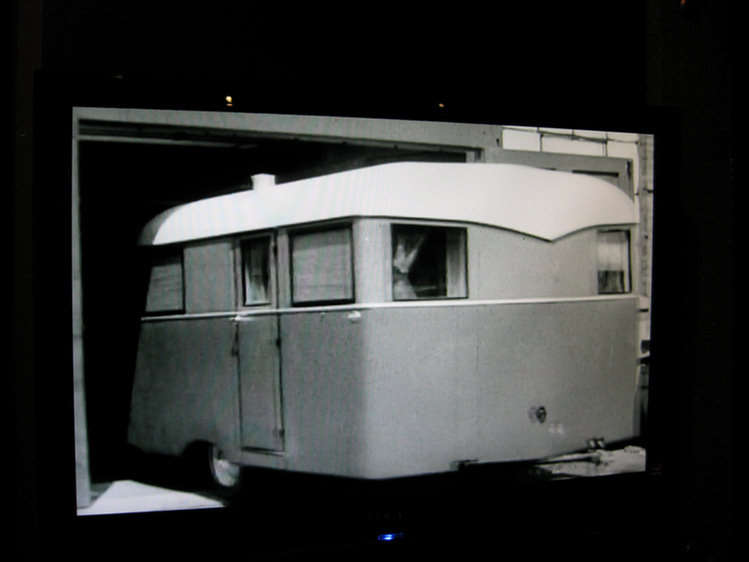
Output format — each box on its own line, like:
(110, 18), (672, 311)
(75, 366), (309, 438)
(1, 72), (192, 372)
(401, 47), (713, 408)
(236, 233), (275, 308)
(142, 245), (185, 315)
(390, 221), (468, 302)
(289, 222), (356, 307)
(596, 228), (632, 295)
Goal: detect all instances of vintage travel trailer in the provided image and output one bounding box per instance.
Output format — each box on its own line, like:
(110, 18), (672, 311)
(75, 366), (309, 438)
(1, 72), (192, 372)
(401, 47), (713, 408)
(127, 161), (640, 490)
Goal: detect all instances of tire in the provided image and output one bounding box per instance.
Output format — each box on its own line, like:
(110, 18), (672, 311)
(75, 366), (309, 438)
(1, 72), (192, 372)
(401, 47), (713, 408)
(184, 441), (243, 498)
(207, 443), (242, 492)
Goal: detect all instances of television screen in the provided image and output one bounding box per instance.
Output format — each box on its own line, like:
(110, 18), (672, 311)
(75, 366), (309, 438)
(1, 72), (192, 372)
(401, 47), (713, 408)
(55, 97), (669, 557)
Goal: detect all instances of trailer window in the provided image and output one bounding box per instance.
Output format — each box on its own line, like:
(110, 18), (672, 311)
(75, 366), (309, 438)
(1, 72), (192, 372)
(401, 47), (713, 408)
(391, 225), (467, 300)
(597, 230), (631, 294)
(144, 250), (184, 313)
(241, 237), (271, 305)
(291, 227), (354, 305)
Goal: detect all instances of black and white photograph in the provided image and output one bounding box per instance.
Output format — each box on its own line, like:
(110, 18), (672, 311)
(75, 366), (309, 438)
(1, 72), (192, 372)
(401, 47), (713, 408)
(13, 2), (735, 560)
(71, 111), (655, 518)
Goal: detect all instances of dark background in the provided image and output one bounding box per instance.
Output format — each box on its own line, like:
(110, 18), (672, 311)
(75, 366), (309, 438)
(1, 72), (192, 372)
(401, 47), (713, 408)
(11, 1), (736, 560)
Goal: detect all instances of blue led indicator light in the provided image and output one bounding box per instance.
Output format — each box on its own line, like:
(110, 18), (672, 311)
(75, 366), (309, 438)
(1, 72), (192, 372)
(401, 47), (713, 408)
(377, 532), (403, 542)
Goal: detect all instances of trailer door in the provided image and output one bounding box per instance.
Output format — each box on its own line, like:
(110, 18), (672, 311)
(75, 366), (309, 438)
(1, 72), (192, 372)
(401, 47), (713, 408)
(234, 236), (284, 452)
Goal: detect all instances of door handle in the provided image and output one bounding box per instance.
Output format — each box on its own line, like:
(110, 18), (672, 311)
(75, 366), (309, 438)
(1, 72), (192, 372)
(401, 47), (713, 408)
(347, 310), (362, 323)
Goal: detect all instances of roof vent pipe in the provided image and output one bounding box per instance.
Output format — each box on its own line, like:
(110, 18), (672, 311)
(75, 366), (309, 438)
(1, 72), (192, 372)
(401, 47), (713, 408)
(251, 173), (276, 191)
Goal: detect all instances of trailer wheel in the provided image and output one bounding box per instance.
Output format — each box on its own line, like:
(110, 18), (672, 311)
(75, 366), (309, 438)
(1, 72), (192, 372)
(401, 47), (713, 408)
(183, 441), (244, 498)
(207, 444), (242, 493)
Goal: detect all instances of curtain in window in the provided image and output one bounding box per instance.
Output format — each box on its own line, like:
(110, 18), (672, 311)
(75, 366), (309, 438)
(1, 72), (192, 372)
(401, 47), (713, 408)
(392, 230), (427, 299)
(392, 225), (467, 300)
(292, 228), (353, 304)
(597, 230), (630, 294)
(145, 252), (183, 312)
(242, 239), (270, 305)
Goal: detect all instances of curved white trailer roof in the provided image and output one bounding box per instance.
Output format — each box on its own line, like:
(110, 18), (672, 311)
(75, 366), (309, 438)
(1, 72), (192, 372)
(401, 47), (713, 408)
(138, 162), (637, 245)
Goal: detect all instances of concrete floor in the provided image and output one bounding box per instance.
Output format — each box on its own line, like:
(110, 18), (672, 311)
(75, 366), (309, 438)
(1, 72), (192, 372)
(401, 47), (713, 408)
(77, 480), (225, 516)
